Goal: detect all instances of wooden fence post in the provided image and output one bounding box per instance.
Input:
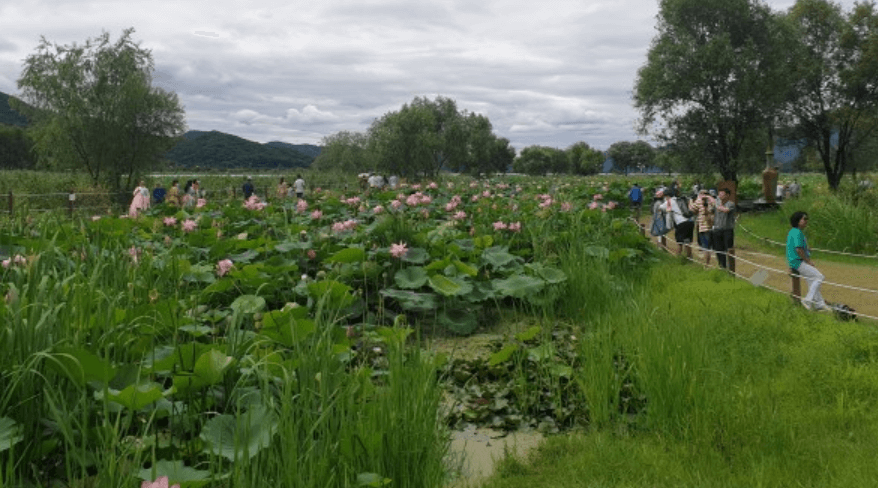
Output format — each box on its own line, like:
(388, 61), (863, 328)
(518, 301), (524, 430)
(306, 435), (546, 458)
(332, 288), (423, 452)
(790, 268), (801, 305)
(7, 191), (12, 215)
(728, 248), (736, 274)
(68, 192), (75, 219)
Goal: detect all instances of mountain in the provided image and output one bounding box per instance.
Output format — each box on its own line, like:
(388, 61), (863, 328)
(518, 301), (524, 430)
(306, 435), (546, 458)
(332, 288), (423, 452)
(164, 130), (318, 169)
(265, 141), (322, 159)
(0, 92), (30, 127)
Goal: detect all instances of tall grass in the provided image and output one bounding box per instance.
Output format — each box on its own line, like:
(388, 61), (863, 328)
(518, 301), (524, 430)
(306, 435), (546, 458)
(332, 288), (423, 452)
(482, 263), (878, 487)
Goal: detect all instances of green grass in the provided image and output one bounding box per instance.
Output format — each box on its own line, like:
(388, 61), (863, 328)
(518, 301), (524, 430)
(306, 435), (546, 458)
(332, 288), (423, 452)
(480, 262), (878, 488)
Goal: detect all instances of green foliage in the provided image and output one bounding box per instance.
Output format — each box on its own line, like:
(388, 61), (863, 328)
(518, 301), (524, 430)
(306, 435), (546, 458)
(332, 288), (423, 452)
(0, 92), (29, 127)
(0, 125), (36, 170)
(512, 145), (566, 175)
(15, 28), (186, 191)
(606, 140), (655, 175)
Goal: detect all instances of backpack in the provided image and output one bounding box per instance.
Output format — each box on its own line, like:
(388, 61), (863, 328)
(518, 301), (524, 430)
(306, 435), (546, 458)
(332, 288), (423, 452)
(676, 196), (694, 218)
(630, 187), (642, 203)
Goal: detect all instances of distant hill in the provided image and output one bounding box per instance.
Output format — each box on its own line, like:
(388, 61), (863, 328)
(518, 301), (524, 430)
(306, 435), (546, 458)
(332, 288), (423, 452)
(266, 141), (322, 159)
(0, 92), (30, 127)
(164, 130), (317, 169)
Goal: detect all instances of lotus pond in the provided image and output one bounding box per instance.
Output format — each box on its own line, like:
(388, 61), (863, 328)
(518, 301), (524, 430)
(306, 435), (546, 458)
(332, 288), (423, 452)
(0, 176), (656, 488)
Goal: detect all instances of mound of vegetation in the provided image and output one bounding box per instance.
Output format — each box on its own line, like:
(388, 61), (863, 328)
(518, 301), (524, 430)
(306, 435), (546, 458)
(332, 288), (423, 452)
(164, 130), (317, 170)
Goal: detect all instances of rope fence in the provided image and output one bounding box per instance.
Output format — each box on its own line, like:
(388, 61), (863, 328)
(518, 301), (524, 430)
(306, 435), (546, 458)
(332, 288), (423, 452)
(631, 218), (878, 323)
(736, 219), (878, 259)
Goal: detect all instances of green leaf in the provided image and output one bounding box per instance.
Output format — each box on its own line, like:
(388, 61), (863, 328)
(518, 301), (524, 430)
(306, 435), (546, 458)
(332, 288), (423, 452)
(194, 350), (234, 385)
(401, 247), (429, 264)
(307, 280), (356, 309)
(452, 259), (478, 277)
(428, 274), (463, 297)
(260, 309), (316, 346)
(481, 246), (519, 269)
(107, 382), (164, 410)
(394, 267), (428, 289)
(0, 417), (23, 452)
(230, 295), (266, 314)
(380, 289), (438, 312)
(514, 326), (541, 342)
(357, 473), (392, 487)
(488, 344), (519, 366)
(583, 246), (609, 260)
(493, 275), (545, 298)
(138, 459), (212, 488)
(51, 347), (116, 387)
(525, 263), (567, 284)
(201, 405), (278, 461)
(326, 247), (366, 263)
(527, 343), (555, 362)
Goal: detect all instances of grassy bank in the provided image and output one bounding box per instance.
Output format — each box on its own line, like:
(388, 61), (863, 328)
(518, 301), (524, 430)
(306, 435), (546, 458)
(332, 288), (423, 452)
(482, 262), (878, 487)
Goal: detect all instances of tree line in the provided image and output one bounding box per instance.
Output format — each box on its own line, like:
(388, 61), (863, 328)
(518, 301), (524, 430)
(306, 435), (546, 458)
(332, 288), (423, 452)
(635, 0), (878, 189)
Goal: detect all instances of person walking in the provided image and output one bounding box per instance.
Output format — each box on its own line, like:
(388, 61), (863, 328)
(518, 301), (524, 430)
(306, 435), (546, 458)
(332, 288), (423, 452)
(712, 188), (736, 270)
(786, 211), (826, 311)
(167, 180), (181, 207)
(276, 177), (288, 200)
(628, 182), (643, 219)
(152, 182), (166, 205)
(128, 180), (150, 217)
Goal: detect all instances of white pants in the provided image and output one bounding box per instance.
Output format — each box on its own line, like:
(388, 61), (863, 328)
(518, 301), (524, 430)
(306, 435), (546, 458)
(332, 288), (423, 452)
(798, 261), (826, 309)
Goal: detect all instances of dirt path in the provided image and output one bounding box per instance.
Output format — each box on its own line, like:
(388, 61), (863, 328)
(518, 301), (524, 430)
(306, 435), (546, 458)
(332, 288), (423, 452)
(639, 218), (878, 321)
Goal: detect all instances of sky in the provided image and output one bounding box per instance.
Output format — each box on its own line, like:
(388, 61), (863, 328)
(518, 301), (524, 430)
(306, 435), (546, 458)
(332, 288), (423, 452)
(0, 0), (862, 152)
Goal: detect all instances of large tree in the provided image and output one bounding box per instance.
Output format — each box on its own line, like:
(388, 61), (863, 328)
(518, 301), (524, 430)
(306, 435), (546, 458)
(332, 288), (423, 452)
(783, 0), (878, 189)
(312, 130), (375, 173)
(14, 28), (186, 191)
(634, 0), (791, 182)
(367, 95), (509, 178)
(606, 140), (655, 174)
(512, 146), (566, 175)
(566, 142), (604, 175)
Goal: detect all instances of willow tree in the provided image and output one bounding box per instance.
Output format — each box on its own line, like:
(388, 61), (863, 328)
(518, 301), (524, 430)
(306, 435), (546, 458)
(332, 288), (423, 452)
(14, 28), (186, 191)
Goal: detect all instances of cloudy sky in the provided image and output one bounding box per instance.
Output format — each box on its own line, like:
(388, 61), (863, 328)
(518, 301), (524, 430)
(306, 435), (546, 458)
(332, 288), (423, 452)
(0, 0), (861, 151)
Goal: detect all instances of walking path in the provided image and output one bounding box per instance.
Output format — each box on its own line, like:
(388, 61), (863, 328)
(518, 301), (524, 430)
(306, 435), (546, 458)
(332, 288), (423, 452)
(638, 216), (878, 322)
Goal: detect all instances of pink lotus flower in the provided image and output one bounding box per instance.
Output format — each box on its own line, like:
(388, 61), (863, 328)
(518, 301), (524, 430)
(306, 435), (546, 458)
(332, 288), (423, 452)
(390, 199), (402, 209)
(1, 259), (9, 269)
(452, 211), (467, 220)
(243, 195), (266, 211)
(390, 242), (408, 259)
(445, 201), (458, 212)
(593, 194), (603, 201)
(216, 259), (233, 277)
(493, 221), (508, 231)
(142, 476), (180, 488)
(310, 209), (323, 220)
(91, 215), (101, 221)
(296, 199), (308, 213)
(428, 182), (438, 189)
(181, 219), (197, 233)
(508, 222), (522, 232)
(129, 246), (141, 263)
(410, 184), (421, 190)
(196, 198), (207, 208)
(163, 217), (177, 227)
(307, 249), (317, 260)
(539, 198), (553, 208)
(607, 201), (618, 209)
(373, 205), (385, 214)
(588, 201), (600, 210)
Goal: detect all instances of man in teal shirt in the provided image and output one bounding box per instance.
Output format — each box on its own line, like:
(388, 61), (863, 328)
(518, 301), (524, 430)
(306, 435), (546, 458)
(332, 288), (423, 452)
(786, 211), (826, 311)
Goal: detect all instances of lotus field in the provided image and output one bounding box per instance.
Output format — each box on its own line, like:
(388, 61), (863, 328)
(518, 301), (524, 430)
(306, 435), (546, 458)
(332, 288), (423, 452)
(0, 176), (655, 488)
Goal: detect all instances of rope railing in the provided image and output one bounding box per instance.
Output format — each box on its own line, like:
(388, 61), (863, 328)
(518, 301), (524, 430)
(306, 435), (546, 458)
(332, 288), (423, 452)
(736, 219), (878, 259)
(631, 218), (878, 323)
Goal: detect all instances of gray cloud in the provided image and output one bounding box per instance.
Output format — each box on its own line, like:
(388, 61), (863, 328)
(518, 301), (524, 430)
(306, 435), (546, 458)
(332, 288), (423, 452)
(0, 0), (863, 151)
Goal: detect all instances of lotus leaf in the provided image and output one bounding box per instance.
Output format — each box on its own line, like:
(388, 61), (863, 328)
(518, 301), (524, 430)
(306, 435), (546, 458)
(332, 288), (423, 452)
(326, 247), (366, 263)
(514, 326), (542, 342)
(200, 405), (278, 461)
(379, 289), (438, 312)
(438, 308), (479, 335)
(194, 349), (234, 385)
(107, 382), (164, 410)
(428, 274), (463, 297)
(402, 247), (428, 264)
(307, 280), (356, 309)
(138, 459), (212, 488)
(493, 275), (545, 298)
(394, 267), (428, 289)
(230, 295), (266, 314)
(481, 246), (520, 270)
(51, 347), (116, 387)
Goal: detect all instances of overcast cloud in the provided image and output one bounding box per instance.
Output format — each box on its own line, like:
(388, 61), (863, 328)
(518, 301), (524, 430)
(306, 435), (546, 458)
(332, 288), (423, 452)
(0, 0), (863, 151)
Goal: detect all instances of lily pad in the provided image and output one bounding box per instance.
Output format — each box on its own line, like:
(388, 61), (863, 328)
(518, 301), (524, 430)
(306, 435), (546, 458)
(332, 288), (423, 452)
(200, 405), (278, 461)
(394, 267), (428, 289)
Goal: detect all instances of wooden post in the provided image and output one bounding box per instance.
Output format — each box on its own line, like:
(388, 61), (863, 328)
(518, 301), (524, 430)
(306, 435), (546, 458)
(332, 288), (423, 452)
(659, 234), (667, 250)
(7, 191), (12, 215)
(790, 268), (801, 304)
(68, 192), (75, 219)
(639, 222), (646, 237)
(728, 248), (736, 274)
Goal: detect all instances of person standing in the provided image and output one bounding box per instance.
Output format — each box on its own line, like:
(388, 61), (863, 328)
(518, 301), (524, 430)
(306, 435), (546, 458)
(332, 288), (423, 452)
(628, 182), (643, 219)
(786, 211), (826, 311)
(712, 188), (736, 269)
(128, 180), (150, 217)
(293, 174), (306, 199)
(691, 189), (715, 266)
(276, 177), (288, 200)
(664, 192), (694, 258)
(167, 180), (181, 207)
(243, 176), (255, 199)
(152, 182), (166, 205)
